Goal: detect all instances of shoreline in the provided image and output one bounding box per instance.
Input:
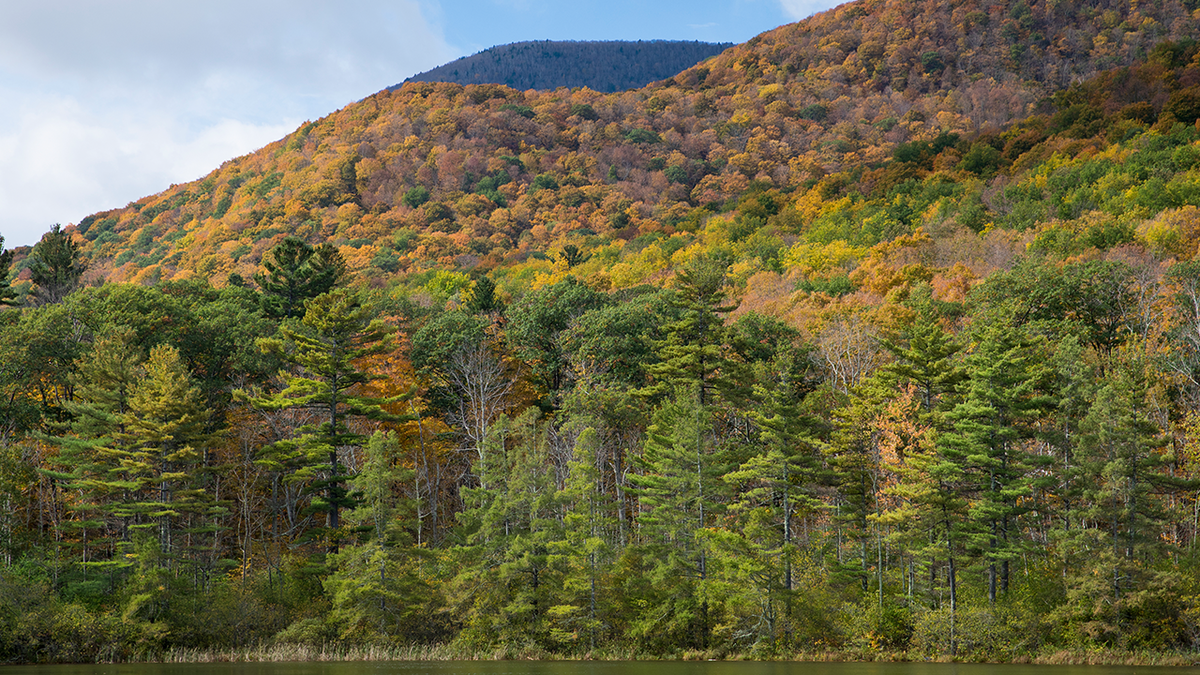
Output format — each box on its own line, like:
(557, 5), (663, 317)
(131, 644), (1200, 667)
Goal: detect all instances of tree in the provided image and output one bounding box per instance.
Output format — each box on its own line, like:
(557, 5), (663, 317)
(506, 276), (607, 407)
(627, 397), (728, 649)
(450, 409), (564, 647)
(1164, 259), (1200, 398)
(28, 224), (86, 305)
(324, 431), (437, 643)
(40, 330), (143, 573)
(118, 344), (218, 569)
(0, 235), (17, 307)
(940, 326), (1051, 605)
(246, 290), (404, 553)
(878, 314), (965, 423)
(255, 237), (347, 319)
(642, 253), (747, 407)
(548, 423), (618, 651)
(720, 381), (822, 649)
(562, 286), (677, 390)
(1054, 364), (1193, 647)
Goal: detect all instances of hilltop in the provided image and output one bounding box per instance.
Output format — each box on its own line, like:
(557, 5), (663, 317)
(399, 40), (734, 92)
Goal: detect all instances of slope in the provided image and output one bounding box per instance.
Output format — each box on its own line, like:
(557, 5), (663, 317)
(60, 0), (1200, 293)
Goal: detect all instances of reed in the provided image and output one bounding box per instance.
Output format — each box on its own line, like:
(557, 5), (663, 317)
(154, 643), (1200, 665)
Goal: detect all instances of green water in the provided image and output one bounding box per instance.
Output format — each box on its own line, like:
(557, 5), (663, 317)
(1, 662), (1194, 675)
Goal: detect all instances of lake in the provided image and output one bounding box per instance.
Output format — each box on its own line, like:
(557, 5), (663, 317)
(1, 662), (1195, 675)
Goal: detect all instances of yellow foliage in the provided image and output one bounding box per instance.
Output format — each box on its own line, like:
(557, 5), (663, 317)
(782, 239), (867, 277)
(609, 242), (670, 289)
(1138, 205), (1200, 260)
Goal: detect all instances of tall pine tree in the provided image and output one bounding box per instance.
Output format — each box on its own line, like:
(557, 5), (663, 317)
(246, 289), (404, 554)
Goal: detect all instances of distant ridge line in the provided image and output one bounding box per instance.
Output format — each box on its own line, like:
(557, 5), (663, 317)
(396, 39), (734, 92)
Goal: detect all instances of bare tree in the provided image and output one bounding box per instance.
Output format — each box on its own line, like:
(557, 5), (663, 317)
(815, 315), (887, 394)
(446, 342), (514, 489)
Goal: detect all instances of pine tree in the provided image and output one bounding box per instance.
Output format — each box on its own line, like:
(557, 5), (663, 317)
(28, 224), (86, 305)
(246, 289), (404, 553)
(878, 313), (965, 423)
(549, 425), (615, 651)
(720, 386), (821, 648)
(451, 409), (563, 647)
(941, 327), (1052, 605)
(325, 431), (433, 642)
(40, 330), (144, 572)
(0, 235), (18, 307)
(1054, 363), (1192, 646)
(641, 253), (748, 407)
(827, 381), (883, 593)
(628, 397), (727, 649)
(118, 344), (217, 567)
(255, 237), (347, 319)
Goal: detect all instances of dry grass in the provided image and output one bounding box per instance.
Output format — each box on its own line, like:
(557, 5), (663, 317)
(160, 643), (486, 663)
(155, 643), (1200, 666)
(1031, 649), (1200, 666)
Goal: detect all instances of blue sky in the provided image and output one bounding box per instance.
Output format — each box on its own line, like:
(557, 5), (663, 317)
(0, 0), (840, 248)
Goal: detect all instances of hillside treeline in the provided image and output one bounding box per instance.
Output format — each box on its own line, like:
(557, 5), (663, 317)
(401, 40), (734, 93)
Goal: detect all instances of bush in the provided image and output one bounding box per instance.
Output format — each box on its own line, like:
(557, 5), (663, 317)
(909, 607), (1030, 659)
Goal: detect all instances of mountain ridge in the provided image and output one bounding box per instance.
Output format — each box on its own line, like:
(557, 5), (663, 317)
(398, 39), (735, 93)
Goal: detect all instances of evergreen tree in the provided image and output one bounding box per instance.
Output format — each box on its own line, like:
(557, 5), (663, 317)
(40, 330), (144, 573)
(0, 235), (17, 307)
(118, 344), (217, 566)
(720, 379), (821, 649)
(28, 224), (86, 305)
(941, 327), (1052, 605)
(451, 409), (563, 647)
(827, 381), (884, 593)
(878, 313), (965, 423)
(255, 237), (347, 319)
(1054, 364), (1192, 646)
(549, 425), (615, 651)
(246, 289), (403, 553)
(325, 431), (435, 643)
(641, 253), (748, 407)
(628, 397), (727, 649)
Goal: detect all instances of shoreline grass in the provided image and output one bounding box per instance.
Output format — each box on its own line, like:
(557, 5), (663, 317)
(147, 643), (1200, 666)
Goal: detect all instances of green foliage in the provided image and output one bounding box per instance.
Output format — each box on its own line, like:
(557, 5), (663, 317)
(0, 235), (17, 307)
(402, 186), (430, 208)
(255, 236), (348, 319)
(624, 128), (661, 145)
(506, 277), (607, 405)
(28, 224), (86, 306)
(246, 290), (406, 550)
(569, 103), (599, 120)
(12, 0), (1200, 660)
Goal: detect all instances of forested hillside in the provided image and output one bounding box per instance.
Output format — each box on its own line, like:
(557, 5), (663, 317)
(4, 0), (1200, 663)
(401, 40), (734, 93)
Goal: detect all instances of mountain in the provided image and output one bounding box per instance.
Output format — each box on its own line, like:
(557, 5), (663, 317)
(399, 40), (735, 92)
(55, 0), (1199, 291)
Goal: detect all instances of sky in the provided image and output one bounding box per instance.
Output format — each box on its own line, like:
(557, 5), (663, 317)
(0, 0), (842, 248)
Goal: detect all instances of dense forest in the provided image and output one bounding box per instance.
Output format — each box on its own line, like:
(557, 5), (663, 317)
(4, 0), (1200, 663)
(401, 41), (734, 93)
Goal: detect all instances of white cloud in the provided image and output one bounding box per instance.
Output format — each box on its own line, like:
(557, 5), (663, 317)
(0, 0), (456, 247)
